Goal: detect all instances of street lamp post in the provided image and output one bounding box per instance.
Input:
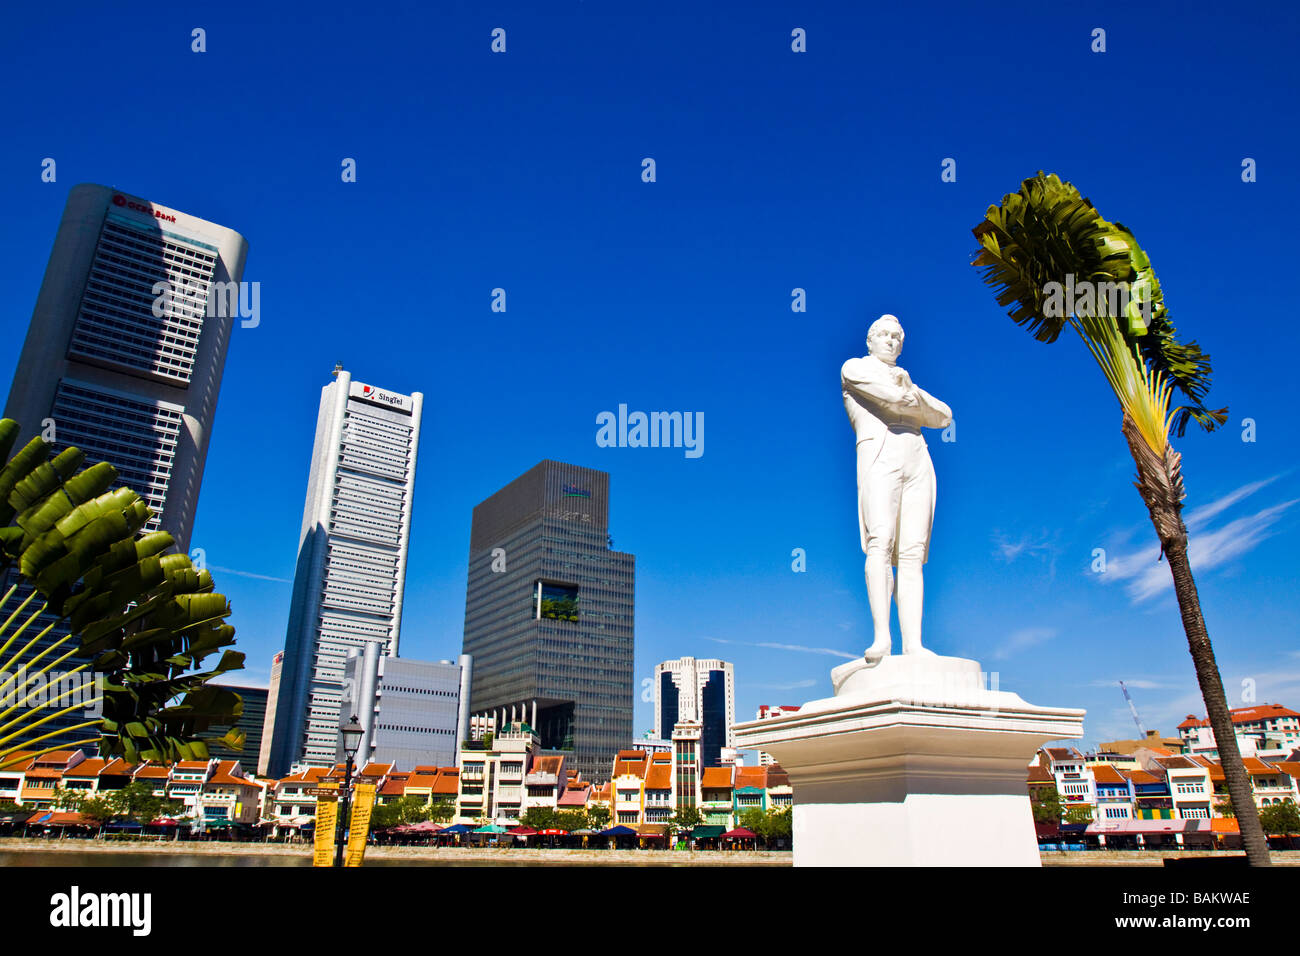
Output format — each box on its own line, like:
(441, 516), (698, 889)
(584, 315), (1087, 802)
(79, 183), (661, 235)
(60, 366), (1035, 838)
(334, 715), (364, 868)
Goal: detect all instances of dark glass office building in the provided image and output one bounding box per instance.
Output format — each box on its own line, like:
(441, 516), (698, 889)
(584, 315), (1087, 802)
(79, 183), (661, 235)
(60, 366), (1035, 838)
(462, 461), (635, 782)
(210, 685), (269, 768)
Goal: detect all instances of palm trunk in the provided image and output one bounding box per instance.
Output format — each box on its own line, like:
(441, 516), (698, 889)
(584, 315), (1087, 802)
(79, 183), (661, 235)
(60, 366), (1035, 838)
(1122, 415), (1270, 865)
(1164, 537), (1270, 864)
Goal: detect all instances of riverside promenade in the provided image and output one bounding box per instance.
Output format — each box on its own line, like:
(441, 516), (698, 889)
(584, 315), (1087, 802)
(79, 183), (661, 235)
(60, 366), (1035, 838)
(0, 839), (791, 866)
(2, 839), (1298, 866)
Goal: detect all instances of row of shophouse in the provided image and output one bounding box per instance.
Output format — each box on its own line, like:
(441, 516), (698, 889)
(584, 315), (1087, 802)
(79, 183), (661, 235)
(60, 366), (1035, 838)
(0, 722), (794, 836)
(1028, 742), (1300, 847)
(446, 721), (792, 830)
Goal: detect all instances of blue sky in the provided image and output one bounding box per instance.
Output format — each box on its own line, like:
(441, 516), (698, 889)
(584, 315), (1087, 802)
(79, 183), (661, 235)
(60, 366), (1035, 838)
(1, 1), (1297, 754)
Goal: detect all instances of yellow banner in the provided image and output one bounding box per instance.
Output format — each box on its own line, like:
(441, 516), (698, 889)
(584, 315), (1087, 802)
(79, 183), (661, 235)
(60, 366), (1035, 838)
(312, 783), (339, 867)
(344, 783), (376, 867)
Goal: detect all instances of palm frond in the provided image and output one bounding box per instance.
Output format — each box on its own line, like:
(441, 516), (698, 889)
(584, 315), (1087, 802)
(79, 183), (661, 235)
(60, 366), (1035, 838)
(973, 172), (1226, 436)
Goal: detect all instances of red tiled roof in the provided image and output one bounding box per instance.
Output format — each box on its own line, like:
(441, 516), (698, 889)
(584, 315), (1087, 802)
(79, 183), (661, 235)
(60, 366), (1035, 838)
(208, 763), (257, 787)
(1156, 756), (1200, 771)
(734, 767), (767, 789)
(33, 750), (80, 764)
(644, 761), (672, 791)
(531, 755), (564, 776)
(1091, 765), (1126, 785)
(63, 758), (108, 778)
(1044, 747), (1083, 762)
(700, 767), (733, 789)
(1178, 704), (1300, 730)
(379, 773), (410, 796)
(765, 767), (791, 788)
(430, 770), (458, 796)
(280, 767), (329, 784)
(1242, 757), (1287, 776)
(1121, 769), (1160, 785)
(1027, 761), (1054, 782)
(558, 785), (590, 807)
(612, 751), (648, 779)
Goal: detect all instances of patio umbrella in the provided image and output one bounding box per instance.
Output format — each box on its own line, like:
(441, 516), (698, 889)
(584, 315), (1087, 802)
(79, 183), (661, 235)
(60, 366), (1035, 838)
(474, 824), (508, 833)
(539, 828), (568, 836)
(508, 826), (538, 835)
(410, 821), (444, 832)
(598, 825), (638, 836)
(440, 824), (471, 834)
(722, 827), (757, 839)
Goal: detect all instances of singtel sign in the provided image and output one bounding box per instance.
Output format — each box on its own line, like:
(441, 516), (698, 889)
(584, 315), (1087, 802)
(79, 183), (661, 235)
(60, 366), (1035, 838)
(349, 381), (412, 412)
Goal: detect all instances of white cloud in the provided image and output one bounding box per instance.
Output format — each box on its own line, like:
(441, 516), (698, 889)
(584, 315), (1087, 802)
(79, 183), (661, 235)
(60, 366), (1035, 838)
(1184, 476), (1279, 531)
(705, 636), (857, 660)
(210, 564), (292, 584)
(751, 678), (817, 691)
(993, 530), (1057, 564)
(1091, 476), (1297, 603)
(992, 627), (1057, 660)
(1126, 499), (1297, 602)
(1086, 678), (1169, 690)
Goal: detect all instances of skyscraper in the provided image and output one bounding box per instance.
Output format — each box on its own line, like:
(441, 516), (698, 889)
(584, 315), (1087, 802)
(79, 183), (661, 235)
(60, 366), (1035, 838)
(265, 368), (423, 775)
(5, 184), (248, 553)
(655, 657), (735, 769)
(209, 684), (269, 767)
(2, 184), (246, 748)
(462, 461), (635, 782)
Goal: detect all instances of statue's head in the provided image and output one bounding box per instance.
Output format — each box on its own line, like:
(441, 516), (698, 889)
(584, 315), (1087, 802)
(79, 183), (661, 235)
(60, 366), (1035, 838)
(866, 314), (904, 364)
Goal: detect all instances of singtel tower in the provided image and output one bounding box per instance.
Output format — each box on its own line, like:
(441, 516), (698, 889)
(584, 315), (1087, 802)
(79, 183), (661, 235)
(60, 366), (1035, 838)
(462, 461), (635, 781)
(265, 368), (423, 775)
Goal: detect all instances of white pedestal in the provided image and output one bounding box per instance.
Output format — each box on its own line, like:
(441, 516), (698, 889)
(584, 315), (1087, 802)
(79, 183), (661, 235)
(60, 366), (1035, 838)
(733, 654), (1084, 867)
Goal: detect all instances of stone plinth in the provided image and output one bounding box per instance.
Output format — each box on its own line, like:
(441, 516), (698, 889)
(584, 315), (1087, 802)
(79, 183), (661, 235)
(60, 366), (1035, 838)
(733, 654), (1084, 867)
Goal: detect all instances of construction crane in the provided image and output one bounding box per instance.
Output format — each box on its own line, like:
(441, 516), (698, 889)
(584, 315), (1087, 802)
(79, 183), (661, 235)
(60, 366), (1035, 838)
(1119, 681), (1148, 737)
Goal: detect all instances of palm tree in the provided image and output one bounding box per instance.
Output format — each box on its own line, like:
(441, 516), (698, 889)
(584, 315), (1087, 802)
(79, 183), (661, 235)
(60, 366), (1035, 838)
(971, 172), (1269, 865)
(0, 418), (244, 772)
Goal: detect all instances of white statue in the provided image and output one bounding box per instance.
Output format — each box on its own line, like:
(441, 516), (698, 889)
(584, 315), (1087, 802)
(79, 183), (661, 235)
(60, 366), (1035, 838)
(841, 315), (953, 663)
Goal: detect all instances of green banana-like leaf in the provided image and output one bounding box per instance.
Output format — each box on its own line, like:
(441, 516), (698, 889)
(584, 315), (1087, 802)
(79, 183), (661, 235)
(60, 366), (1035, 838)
(17, 462), (118, 547)
(0, 419), (244, 769)
(0, 420), (20, 469)
(9, 447), (86, 514)
(0, 437), (50, 528)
